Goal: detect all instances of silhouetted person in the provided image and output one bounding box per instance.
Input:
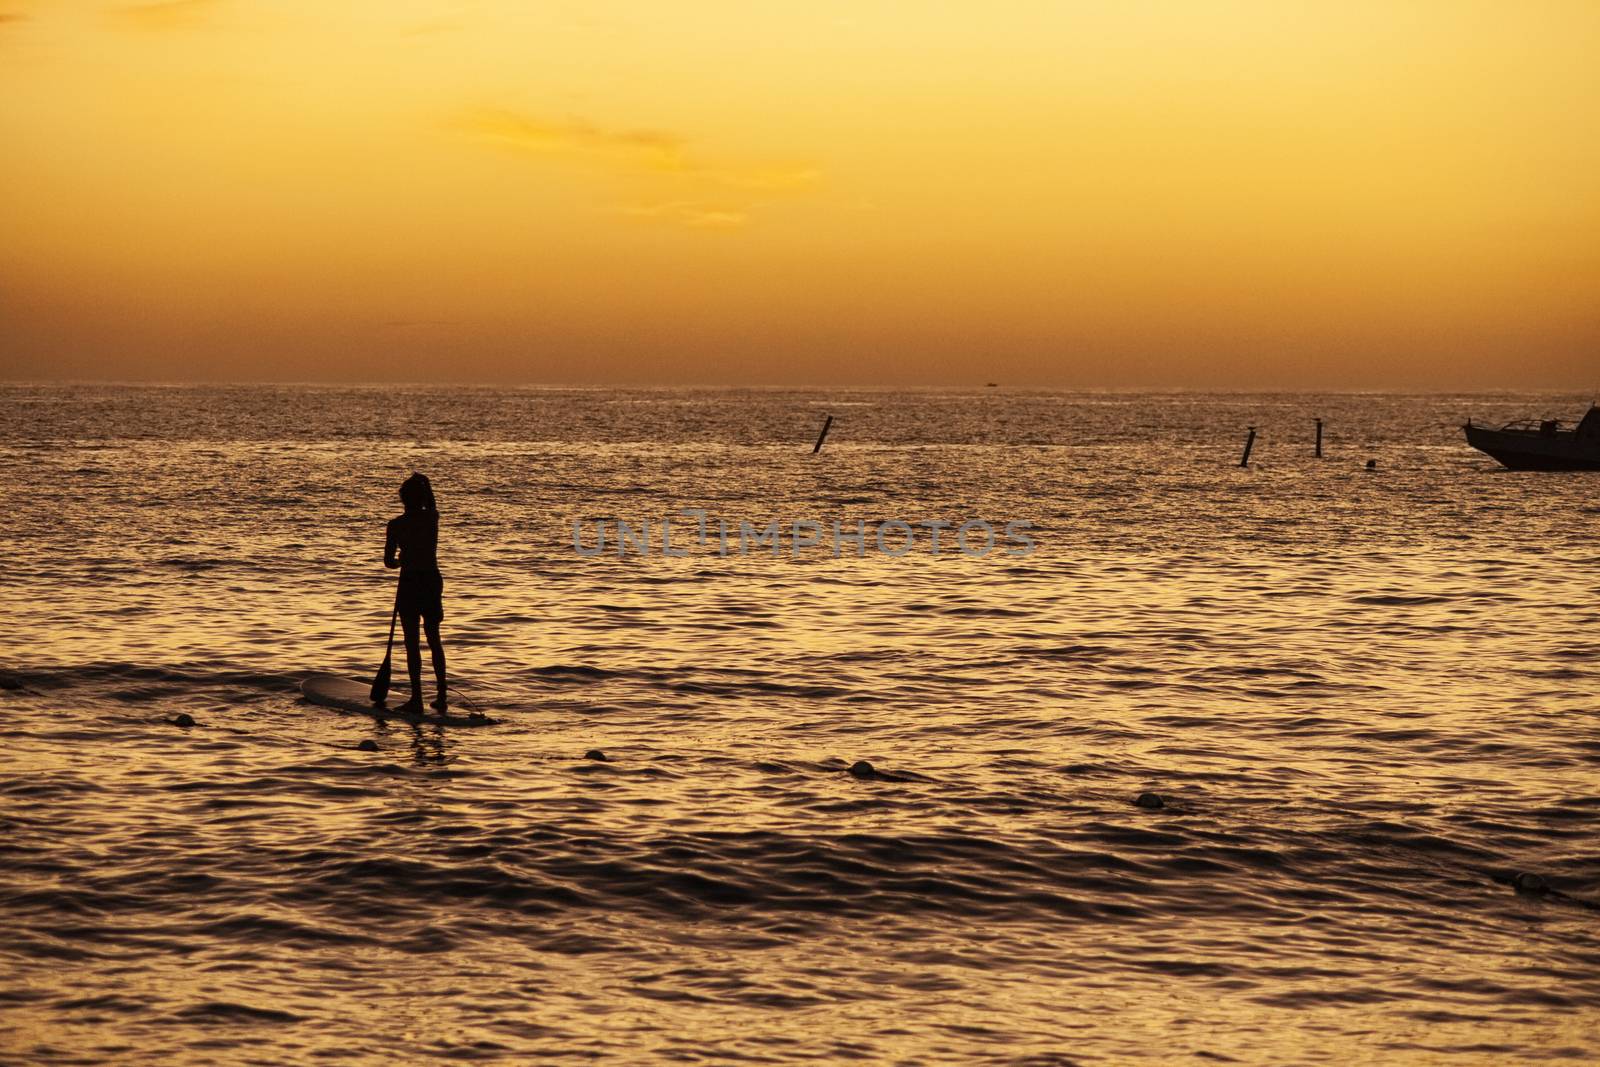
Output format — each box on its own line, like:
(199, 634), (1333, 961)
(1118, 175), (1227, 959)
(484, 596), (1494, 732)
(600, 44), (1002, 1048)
(385, 473), (447, 713)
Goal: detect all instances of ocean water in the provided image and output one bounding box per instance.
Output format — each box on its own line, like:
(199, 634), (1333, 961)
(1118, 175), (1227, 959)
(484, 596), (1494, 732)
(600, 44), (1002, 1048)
(3, 384), (1597, 1065)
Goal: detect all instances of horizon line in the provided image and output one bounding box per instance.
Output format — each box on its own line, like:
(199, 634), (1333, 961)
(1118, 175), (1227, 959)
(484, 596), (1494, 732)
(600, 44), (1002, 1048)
(1, 378), (1596, 397)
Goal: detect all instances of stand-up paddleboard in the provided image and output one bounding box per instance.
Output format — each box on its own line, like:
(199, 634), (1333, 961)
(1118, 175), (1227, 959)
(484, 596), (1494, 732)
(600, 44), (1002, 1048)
(301, 673), (497, 726)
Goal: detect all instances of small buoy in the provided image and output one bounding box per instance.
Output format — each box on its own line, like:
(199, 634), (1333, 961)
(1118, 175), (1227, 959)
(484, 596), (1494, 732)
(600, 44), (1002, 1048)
(171, 713), (196, 727)
(848, 760), (877, 780)
(356, 739), (379, 752)
(584, 749), (608, 762)
(1514, 872), (1548, 894)
(1134, 792), (1165, 810)
(1365, 458), (1377, 470)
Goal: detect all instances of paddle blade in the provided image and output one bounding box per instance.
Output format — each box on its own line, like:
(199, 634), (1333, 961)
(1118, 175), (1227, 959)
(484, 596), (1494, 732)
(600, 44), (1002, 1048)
(370, 657), (392, 704)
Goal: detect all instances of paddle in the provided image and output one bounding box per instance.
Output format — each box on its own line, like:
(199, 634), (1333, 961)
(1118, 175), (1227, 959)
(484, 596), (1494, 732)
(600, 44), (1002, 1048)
(370, 586), (400, 705)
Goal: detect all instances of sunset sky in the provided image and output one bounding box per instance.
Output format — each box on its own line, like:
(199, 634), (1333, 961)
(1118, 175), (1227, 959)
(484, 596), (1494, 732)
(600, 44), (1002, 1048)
(2, 1), (1596, 386)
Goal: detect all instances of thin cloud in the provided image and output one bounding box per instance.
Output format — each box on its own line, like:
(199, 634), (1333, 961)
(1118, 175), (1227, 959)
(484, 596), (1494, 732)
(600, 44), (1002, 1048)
(617, 202), (749, 231)
(702, 165), (820, 193)
(399, 19), (464, 38)
(457, 108), (819, 193)
(682, 209), (748, 230)
(109, 0), (218, 30)
(461, 110), (686, 169)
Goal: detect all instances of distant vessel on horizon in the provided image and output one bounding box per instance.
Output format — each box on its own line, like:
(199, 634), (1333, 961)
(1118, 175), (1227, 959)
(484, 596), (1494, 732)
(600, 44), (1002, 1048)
(1463, 404), (1600, 470)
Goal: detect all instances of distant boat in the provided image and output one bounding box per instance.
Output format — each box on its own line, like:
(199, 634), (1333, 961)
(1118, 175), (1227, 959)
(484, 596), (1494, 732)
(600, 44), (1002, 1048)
(1463, 405), (1600, 470)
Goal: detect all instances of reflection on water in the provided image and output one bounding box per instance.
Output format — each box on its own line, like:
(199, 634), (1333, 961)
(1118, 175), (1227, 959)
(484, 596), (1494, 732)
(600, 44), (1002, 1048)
(2, 386), (1598, 1064)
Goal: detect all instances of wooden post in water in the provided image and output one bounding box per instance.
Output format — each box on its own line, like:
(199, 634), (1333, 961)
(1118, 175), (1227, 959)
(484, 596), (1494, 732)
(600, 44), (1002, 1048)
(1239, 427), (1256, 468)
(812, 414), (833, 454)
(1315, 418), (1323, 458)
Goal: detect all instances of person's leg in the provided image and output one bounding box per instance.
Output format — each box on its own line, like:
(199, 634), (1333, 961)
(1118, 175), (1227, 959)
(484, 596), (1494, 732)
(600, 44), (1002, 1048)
(424, 617), (447, 710)
(399, 612), (423, 710)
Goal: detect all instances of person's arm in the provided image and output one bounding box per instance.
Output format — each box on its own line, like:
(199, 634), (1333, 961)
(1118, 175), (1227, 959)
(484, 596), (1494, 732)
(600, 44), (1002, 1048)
(384, 519), (400, 569)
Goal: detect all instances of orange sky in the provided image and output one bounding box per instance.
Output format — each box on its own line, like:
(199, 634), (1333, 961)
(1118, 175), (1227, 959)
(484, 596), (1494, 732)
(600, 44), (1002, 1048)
(1, 1), (1596, 386)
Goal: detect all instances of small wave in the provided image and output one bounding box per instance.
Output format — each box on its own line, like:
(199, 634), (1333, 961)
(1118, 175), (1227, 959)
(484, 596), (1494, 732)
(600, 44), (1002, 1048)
(5, 662), (294, 693)
(165, 1001), (303, 1025)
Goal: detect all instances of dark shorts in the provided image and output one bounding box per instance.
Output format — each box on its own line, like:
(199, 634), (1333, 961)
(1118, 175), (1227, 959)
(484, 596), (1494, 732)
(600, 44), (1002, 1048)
(397, 569), (443, 624)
